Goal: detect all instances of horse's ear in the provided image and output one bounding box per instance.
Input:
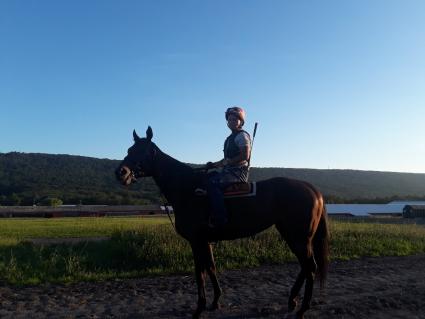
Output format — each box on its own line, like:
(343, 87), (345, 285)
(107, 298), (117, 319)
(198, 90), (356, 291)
(146, 126), (153, 141)
(133, 129), (141, 142)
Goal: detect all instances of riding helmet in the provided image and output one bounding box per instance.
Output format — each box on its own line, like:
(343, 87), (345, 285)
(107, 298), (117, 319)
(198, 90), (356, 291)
(225, 106), (246, 126)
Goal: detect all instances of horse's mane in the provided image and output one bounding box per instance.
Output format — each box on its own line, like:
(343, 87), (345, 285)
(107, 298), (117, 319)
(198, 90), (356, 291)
(153, 143), (195, 175)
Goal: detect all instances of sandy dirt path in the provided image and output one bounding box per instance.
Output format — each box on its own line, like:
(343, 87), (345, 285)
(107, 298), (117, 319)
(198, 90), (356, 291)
(0, 254), (424, 318)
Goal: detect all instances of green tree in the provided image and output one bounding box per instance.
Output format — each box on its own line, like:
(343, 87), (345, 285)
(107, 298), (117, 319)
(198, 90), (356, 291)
(40, 197), (63, 207)
(8, 193), (21, 206)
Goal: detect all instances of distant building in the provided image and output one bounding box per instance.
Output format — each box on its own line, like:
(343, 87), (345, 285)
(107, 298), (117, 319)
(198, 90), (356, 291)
(388, 201), (425, 205)
(326, 201), (425, 217)
(403, 205), (425, 218)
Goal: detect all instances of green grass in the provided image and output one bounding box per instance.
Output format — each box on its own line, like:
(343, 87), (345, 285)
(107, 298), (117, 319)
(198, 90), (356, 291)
(0, 217), (424, 285)
(0, 216), (168, 243)
(330, 221), (425, 259)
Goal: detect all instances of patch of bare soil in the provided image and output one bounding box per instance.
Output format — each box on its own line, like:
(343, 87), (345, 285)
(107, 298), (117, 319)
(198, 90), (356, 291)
(0, 254), (424, 319)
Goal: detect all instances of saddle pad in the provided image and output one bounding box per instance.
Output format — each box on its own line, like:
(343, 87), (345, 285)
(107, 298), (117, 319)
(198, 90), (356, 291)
(224, 182), (256, 198)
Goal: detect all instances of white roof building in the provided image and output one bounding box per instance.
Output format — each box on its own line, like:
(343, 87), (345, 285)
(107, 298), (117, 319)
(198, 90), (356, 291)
(326, 201), (425, 217)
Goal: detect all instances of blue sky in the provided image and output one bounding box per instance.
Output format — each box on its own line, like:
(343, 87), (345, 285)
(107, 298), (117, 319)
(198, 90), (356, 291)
(1, 1), (424, 173)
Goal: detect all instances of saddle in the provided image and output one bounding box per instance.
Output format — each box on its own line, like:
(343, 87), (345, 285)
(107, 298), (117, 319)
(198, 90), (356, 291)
(195, 182), (256, 198)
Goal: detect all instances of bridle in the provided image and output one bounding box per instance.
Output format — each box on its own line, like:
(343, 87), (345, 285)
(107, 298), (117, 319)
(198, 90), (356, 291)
(120, 142), (157, 182)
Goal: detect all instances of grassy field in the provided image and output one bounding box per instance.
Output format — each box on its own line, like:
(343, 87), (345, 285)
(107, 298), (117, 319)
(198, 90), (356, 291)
(0, 216), (424, 285)
(0, 216), (168, 244)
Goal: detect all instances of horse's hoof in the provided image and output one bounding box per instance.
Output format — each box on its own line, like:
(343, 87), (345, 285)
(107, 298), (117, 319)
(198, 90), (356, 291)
(288, 300), (297, 313)
(285, 311), (307, 319)
(193, 304), (206, 318)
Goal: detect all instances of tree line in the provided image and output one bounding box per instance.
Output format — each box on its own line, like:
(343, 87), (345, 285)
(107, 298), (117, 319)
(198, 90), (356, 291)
(1, 152), (425, 206)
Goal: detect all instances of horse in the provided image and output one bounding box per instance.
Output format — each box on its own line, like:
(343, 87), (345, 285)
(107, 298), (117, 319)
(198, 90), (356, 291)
(115, 126), (330, 319)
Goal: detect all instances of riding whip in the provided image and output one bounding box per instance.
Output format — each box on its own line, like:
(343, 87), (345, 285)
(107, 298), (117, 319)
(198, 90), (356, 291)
(248, 122), (258, 168)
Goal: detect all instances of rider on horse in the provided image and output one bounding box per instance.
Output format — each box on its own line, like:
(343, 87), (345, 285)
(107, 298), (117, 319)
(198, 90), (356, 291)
(205, 106), (252, 228)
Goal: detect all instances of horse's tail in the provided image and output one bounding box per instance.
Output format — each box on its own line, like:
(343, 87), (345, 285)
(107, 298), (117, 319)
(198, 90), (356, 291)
(313, 203), (330, 289)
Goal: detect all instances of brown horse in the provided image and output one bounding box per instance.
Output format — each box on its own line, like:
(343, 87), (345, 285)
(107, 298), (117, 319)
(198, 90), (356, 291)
(116, 127), (330, 319)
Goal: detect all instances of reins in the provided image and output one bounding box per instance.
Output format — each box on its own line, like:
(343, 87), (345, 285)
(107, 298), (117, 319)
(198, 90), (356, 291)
(158, 191), (176, 231)
(164, 203), (176, 231)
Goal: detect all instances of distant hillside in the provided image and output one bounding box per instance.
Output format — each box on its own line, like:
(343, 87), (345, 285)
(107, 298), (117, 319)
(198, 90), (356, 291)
(0, 152), (159, 206)
(1, 152), (425, 205)
(249, 168), (425, 201)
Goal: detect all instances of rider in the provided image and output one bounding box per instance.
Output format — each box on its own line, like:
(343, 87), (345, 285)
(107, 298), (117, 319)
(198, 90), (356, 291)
(205, 106), (252, 228)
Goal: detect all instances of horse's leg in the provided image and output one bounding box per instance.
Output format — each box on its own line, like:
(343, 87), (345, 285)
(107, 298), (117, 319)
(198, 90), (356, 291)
(191, 242), (207, 319)
(287, 269), (305, 312)
(276, 224), (306, 313)
(205, 243), (222, 310)
(296, 253), (317, 319)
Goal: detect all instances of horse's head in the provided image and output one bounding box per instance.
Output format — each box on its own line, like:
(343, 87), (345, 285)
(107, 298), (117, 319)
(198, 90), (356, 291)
(115, 126), (158, 186)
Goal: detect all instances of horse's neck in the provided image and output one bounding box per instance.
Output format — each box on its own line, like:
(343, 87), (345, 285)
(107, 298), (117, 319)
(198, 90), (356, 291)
(151, 150), (194, 204)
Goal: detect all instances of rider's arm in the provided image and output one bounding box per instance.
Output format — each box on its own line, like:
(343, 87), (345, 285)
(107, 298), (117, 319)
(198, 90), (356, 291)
(213, 143), (251, 168)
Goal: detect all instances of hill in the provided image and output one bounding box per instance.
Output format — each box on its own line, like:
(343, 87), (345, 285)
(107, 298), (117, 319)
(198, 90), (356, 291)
(1, 152), (425, 205)
(249, 168), (425, 202)
(0, 152), (159, 206)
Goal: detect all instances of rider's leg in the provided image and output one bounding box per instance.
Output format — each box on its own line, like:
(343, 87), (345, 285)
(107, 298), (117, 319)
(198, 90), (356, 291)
(206, 172), (228, 226)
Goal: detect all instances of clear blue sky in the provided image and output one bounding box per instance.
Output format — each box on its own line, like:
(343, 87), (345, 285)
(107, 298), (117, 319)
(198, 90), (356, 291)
(1, 1), (424, 173)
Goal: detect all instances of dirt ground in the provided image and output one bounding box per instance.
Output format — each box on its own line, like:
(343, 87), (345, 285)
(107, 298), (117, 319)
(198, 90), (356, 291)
(0, 254), (424, 319)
